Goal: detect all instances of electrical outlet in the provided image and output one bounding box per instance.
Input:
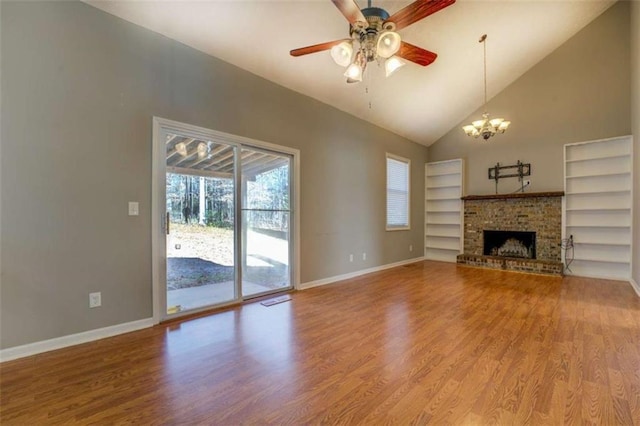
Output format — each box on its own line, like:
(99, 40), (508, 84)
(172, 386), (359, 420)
(349, 254), (353, 262)
(362, 253), (367, 261)
(409, 244), (413, 252)
(89, 292), (102, 308)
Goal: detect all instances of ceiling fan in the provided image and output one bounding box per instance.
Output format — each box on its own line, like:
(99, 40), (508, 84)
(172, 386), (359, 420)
(290, 0), (456, 83)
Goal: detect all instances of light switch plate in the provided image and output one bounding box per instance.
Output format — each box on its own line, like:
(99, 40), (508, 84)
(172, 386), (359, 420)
(128, 201), (139, 216)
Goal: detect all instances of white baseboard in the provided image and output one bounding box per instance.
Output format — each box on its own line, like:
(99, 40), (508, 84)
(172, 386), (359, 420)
(0, 318), (154, 363)
(631, 278), (640, 297)
(299, 256), (425, 290)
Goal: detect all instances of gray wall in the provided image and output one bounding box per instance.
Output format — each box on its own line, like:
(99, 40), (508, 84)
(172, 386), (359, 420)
(632, 0), (640, 288)
(428, 2), (630, 196)
(0, 1), (427, 349)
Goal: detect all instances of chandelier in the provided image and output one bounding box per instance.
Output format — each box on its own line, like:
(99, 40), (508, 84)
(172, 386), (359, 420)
(329, 7), (406, 82)
(462, 34), (511, 140)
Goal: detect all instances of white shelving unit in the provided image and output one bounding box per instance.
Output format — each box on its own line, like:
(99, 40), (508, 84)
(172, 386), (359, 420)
(425, 159), (464, 262)
(564, 136), (633, 280)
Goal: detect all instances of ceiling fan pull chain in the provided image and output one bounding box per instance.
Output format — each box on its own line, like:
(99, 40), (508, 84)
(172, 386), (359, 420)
(364, 69), (374, 110)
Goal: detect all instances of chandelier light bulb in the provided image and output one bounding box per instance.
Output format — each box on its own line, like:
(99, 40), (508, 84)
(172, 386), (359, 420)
(499, 121), (511, 131)
(462, 125), (479, 137)
(489, 118), (504, 127)
(472, 118), (487, 128)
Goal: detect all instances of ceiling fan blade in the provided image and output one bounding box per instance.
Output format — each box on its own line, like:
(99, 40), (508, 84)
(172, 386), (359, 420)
(397, 41), (437, 66)
(290, 39), (349, 57)
(385, 0), (456, 31)
(331, 0), (367, 25)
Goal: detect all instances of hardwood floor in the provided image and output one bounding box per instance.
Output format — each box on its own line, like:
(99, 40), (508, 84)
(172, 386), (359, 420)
(1, 261), (640, 424)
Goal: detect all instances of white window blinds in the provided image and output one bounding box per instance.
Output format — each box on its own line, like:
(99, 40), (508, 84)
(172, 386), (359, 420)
(386, 154), (410, 230)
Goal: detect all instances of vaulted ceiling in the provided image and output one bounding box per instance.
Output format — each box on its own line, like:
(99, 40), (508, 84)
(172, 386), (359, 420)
(86, 0), (615, 146)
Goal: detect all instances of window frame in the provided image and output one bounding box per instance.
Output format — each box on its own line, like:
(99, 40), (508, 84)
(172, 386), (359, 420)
(385, 153), (411, 231)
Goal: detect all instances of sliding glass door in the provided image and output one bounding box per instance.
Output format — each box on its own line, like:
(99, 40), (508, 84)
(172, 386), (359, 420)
(153, 119), (296, 320)
(241, 148), (293, 298)
(165, 135), (238, 314)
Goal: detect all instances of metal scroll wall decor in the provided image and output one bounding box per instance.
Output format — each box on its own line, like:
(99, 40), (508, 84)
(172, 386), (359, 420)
(488, 160), (531, 194)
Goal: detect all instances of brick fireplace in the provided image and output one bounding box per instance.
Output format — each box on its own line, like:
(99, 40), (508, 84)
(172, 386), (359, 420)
(456, 192), (564, 275)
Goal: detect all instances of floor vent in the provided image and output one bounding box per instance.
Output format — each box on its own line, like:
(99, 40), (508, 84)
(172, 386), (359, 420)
(260, 295), (291, 307)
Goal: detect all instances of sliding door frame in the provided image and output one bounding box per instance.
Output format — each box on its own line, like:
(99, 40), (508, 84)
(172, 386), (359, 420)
(151, 117), (300, 324)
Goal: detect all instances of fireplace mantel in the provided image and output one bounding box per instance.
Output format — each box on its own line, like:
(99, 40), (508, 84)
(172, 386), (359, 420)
(461, 191), (564, 201)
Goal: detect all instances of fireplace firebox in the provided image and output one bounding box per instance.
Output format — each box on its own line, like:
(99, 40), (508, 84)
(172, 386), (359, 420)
(483, 230), (536, 259)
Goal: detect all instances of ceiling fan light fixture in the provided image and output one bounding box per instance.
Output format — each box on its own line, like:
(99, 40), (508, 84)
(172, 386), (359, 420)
(344, 51), (365, 82)
(290, 0), (456, 83)
(330, 41), (353, 67)
(376, 31), (401, 58)
(288, 0), (456, 83)
(384, 56), (406, 77)
(344, 62), (363, 82)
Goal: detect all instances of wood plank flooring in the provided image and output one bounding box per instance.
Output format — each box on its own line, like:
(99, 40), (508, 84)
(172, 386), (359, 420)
(1, 261), (640, 424)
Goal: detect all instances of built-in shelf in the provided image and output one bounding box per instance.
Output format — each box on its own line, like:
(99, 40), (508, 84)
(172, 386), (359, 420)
(564, 136), (633, 281)
(425, 159), (463, 263)
(566, 207), (630, 212)
(426, 245), (460, 251)
(565, 189), (631, 196)
(573, 257), (630, 264)
(573, 241), (630, 247)
(566, 224), (631, 229)
(427, 197), (461, 201)
(565, 153), (630, 163)
(565, 171), (630, 179)
(426, 171), (462, 177)
(426, 184), (461, 189)
(425, 234), (460, 239)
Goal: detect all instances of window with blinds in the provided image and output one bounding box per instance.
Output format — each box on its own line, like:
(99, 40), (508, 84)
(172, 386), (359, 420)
(386, 154), (410, 230)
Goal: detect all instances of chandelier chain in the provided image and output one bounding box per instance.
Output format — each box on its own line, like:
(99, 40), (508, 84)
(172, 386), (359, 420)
(483, 35), (487, 107)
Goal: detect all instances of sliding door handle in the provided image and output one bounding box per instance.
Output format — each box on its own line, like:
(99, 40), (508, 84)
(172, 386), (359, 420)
(166, 212), (170, 235)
